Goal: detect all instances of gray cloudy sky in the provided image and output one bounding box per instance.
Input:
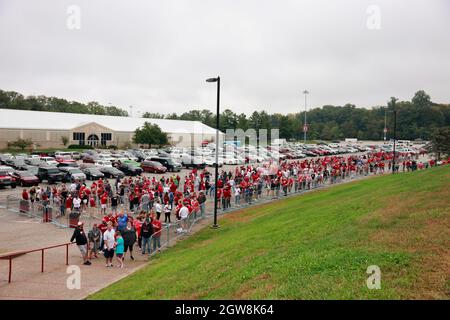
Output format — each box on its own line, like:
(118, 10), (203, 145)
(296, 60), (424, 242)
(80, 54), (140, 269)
(0, 0), (449, 116)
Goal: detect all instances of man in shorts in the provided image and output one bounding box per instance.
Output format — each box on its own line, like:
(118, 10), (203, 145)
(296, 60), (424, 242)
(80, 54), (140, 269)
(70, 222), (91, 265)
(88, 224), (101, 259)
(103, 222), (116, 267)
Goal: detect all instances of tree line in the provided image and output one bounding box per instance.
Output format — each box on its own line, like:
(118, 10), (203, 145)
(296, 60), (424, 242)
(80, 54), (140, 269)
(0, 89), (128, 117)
(1, 88), (448, 141)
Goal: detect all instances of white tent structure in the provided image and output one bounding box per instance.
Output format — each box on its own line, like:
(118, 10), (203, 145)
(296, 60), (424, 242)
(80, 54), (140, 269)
(0, 109), (223, 149)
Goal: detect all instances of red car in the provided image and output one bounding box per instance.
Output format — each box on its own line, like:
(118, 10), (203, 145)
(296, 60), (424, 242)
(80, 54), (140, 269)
(10, 171), (39, 187)
(0, 170), (17, 188)
(140, 161), (167, 173)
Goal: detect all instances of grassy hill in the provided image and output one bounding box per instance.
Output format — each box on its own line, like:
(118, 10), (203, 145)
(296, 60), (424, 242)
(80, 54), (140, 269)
(90, 166), (450, 300)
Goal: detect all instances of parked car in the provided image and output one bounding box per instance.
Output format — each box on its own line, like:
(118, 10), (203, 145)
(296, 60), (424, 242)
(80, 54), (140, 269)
(82, 155), (97, 164)
(97, 166), (125, 179)
(40, 156), (58, 166)
(94, 160), (113, 167)
(10, 170), (40, 186)
(82, 167), (105, 180)
(140, 161), (167, 173)
(57, 161), (79, 168)
(115, 162), (143, 176)
(70, 151), (81, 160)
(0, 169), (16, 188)
(59, 167), (86, 183)
(25, 158), (45, 166)
(0, 165), (15, 175)
(23, 165), (39, 175)
(55, 152), (73, 161)
(149, 157), (182, 172)
(37, 166), (65, 183)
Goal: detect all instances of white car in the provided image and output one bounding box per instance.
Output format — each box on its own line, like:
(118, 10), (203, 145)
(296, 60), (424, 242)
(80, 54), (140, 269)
(0, 165), (14, 174)
(94, 160), (113, 167)
(97, 154), (116, 162)
(222, 156), (238, 165)
(40, 156), (58, 166)
(204, 156), (223, 167)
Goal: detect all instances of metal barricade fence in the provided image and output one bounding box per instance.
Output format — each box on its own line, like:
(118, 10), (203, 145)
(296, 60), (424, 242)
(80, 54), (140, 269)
(5, 195), (72, 228)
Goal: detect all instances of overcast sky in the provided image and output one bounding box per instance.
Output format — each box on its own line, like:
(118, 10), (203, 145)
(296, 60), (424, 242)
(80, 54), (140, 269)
(0, 0), (449, 116)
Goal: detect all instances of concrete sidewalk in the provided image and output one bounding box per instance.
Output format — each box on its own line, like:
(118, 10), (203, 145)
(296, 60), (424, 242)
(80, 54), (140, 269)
(0, 209), (149, 300)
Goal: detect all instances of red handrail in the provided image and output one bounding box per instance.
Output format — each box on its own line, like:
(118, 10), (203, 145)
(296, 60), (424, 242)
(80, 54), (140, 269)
(0, 242), (76, 283)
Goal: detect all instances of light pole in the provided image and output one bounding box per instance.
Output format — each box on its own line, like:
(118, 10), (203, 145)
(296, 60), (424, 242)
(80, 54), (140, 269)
(383, 108), (387, 141)
(389, 97), (398, 174)
(303, 90), (309, 143)
(206, 76), (220, 229)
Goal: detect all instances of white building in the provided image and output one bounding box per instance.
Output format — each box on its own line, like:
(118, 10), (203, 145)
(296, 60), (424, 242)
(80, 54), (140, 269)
(0, 109), (223, 149)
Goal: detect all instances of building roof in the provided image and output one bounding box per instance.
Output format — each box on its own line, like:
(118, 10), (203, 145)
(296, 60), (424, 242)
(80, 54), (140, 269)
(0, 109), (220, 135)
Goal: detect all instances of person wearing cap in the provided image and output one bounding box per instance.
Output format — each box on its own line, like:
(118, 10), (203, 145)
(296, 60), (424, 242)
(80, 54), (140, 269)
(70, 222), (91, 265)
(140, 216), (153, 255)
(88, 224), (101, 259)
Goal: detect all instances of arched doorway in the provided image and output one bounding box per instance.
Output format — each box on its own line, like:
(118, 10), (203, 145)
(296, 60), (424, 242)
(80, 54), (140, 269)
(87, 134), (99, 147)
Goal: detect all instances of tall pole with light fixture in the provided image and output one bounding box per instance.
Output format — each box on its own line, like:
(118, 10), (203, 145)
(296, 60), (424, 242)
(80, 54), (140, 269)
(303, 90), (309, 143)
(206, 76), (220, 228)
(389, 97), (398, 174)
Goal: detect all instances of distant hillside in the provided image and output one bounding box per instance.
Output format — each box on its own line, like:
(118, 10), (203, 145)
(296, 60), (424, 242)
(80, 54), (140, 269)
(0, 89), (128, 117)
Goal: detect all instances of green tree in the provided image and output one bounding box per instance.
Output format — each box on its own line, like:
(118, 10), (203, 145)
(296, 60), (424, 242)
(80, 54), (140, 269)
(427, 126), (450, 159)
(61, 136), (69, 146)
(142, 112), (165, 119)
(133, 122), (168, 148)
(8, 138), (33, 150)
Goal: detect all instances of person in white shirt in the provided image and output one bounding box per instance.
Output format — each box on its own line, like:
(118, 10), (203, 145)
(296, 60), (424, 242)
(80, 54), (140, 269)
(234, 187), (241, 206)
(72, 196), (81, 212)
(103, 223), (116, 267)
(69, 183), (77, 193)
(178, 204), (189, 232)
(163, 202), (171, 223)
(154, 200), (162, 220)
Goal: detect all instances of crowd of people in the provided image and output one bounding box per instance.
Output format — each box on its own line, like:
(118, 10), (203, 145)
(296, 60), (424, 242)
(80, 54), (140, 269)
(17, 150), (442, 267)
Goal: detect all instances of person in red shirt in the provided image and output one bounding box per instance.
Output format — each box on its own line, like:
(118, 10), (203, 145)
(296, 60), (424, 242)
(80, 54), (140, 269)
(89, 196), (96, 208)
(102, 212), (117, 228)
(151, 213), (162, 253)
(65, 195), (73, 214)
(22, 188), (29, 201)
(100, 193), (108, 215)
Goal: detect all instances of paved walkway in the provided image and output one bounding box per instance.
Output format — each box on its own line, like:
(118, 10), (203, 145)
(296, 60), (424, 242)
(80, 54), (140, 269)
(0, 209), (151, 299)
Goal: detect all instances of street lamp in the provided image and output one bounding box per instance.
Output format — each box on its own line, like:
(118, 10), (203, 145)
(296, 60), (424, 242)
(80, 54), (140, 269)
(206, 76), (220, 229)
(389, 97), (398, 174)
(303, 90), (309, 143)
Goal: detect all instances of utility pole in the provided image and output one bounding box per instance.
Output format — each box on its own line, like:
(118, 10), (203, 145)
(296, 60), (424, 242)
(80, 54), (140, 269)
(303, 90), (309, 143)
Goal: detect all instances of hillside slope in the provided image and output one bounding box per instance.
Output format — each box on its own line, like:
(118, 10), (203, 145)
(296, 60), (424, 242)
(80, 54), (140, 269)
(90, 166), (450, 299)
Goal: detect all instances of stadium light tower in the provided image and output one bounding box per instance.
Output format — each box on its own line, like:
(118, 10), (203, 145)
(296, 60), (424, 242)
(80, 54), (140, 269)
(206, 76), (220, 229)
(303, 90), (309, 143)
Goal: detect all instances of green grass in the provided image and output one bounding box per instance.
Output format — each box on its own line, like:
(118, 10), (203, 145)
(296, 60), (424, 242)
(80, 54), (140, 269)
(90, 166), (450, 300)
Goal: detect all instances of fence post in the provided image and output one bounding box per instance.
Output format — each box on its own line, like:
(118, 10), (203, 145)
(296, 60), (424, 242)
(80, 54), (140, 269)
(41, 249), (44, 273)
(8, 256), (12, 283)
(167, 224), (170, 246)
